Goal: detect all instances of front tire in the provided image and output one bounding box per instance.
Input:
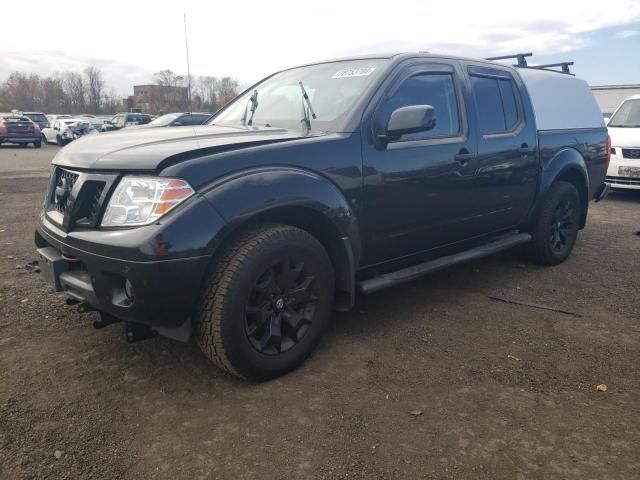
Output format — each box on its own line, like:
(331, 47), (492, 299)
(195, 224), (334, 380)
(526, 181), (581, 265)
(34, 140), (41, 148)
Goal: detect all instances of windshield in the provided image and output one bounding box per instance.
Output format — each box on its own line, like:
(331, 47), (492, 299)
(211, 59), (388, 132)
(149, 113), (181, 126)
(25, 113), (47, 122)
(609, 99), (640, 127)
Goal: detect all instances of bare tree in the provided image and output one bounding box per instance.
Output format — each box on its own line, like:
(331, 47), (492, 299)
(217, 77), (239, 107)
(103, 88), (123, 114)
(84, 66), (105, 114)
(40, 76), (67, 113)
(1, 72), (41, 111)
(63, 72), (86, 113)
(153, 69), (184, 88)
(197, 76), (219, 112)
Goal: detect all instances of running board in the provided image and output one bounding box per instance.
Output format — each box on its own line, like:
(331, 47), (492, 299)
(358, 233), (532, 294)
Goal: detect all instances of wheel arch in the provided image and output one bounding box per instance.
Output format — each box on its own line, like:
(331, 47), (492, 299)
(202, 167), (360, 310)
(526, 147), (590, 229)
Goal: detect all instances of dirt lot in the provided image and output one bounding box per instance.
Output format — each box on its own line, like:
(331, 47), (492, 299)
(0, 143), (639, 480)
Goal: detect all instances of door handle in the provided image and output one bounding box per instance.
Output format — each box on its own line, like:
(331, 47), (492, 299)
(454, 149), (474, 164)
(518, 144), (535, 154)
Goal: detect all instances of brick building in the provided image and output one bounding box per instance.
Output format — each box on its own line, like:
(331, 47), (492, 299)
(123, 84), (189, 115)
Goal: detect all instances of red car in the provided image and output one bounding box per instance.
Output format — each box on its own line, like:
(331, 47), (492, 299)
(0, 114), (41, 148)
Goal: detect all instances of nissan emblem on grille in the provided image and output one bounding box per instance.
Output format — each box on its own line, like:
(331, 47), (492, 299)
(55, 176), (71, 207)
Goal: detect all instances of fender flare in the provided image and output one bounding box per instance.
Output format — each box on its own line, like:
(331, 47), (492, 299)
(526, 147), (590, 228)
(540, 147), (589, 195)
(202, 166), (360, 308)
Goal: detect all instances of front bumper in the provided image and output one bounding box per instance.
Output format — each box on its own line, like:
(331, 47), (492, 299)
(606, 154), (640, 190)
(35, 194), (228, 340)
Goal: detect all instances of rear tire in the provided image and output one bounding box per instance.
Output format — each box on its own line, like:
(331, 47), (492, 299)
(525, 181), (581, 265)
(195, 224), (334, 380)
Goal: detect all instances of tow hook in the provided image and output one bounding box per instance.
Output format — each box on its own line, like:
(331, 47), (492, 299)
(77, 303), (96, 314)
(125, 322), (154, 343)
(93, 312), (120, 330)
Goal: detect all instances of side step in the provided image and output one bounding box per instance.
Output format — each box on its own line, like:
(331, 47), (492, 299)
(358, 233), (532, 294)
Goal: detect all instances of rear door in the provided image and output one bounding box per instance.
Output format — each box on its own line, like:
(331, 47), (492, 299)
(463, 63), (538, 230)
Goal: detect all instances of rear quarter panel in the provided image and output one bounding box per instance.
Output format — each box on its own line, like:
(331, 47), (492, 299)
(538, 127), (609, 198)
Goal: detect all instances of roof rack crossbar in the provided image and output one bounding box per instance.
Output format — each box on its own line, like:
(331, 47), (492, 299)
(485, 52), (532, 67)
(530, 62), (574, 74)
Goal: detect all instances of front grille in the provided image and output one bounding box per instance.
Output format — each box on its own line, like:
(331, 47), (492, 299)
(73, 181), (106, 226)
(622, 148), (640, 159)
(46, 167), (116, 230)
(606, 176), (640, 186)
(51, 168), (79, 215)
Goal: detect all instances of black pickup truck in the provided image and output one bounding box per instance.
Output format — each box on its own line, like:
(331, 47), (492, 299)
(35, 53), (610, 379)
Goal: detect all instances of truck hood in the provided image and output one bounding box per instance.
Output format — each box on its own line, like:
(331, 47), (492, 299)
(52, 125), (307, 171)
(608, 126), (640, 148)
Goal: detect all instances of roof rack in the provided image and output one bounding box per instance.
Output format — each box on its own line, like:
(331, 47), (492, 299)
(485, 53), (532, 67)
(484, 52), (574, 75)
(530, 62), (574, 75)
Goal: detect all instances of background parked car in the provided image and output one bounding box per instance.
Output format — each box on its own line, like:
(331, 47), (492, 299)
(0, 113), (41, 148)
(23, 111), (50, 131)
(42, 118), (98, 146)
(46, 114), (71, 125)
(102, 112), (151, 131)
(77, 115), (107, 133)
(139, 112), (212, 128)
(606, 94), (640, 190)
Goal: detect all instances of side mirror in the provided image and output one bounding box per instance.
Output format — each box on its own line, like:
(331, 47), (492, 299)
(172, 121), (183, 126)
(604, 117), (610, 125)
(383, 105), (436, 140)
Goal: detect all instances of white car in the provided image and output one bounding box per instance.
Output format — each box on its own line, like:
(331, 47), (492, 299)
(606, 94), (640, 190)
(42, 118), (98, 146)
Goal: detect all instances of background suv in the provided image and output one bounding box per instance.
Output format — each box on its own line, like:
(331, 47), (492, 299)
(102, 113), (151, 131)
(0, 114), (41, 147)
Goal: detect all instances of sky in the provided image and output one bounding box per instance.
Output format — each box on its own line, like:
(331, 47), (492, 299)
(3, 0), (640, 95)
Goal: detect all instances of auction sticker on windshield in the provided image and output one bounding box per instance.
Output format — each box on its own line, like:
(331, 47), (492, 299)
(331, 67), (377, 79)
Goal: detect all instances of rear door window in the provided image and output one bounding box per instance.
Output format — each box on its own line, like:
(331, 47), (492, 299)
(470, 73), (521, 134)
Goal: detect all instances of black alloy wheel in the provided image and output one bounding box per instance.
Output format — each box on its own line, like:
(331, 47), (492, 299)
(526, 181), (581, 265)
(195, 224), (334, 380)
(549, 197), (577, 255)
(245, 256), (319, 355)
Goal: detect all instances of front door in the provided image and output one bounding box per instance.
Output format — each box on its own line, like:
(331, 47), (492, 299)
(361, 62), (478, 265)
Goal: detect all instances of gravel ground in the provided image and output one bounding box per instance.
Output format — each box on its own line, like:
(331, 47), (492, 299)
(0, 143), (639, 480)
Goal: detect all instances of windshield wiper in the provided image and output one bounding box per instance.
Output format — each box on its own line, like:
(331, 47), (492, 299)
(243, 90), (259, 126)
(299, 81), (316, 132)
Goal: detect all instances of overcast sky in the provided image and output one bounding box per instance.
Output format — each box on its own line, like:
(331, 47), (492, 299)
(3, 0), (640, 94)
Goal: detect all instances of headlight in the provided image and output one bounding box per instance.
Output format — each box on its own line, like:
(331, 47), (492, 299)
(101, 176), (195, 227)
